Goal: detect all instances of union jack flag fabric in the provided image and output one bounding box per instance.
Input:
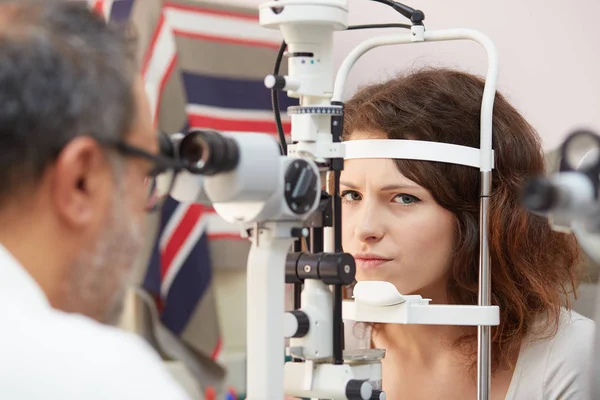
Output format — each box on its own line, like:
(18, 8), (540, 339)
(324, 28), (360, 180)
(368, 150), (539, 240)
(91, 0), (297, 393)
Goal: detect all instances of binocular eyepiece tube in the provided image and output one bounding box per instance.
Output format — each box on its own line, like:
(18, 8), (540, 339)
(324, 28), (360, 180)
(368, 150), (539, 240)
(160, 129), (240, 176)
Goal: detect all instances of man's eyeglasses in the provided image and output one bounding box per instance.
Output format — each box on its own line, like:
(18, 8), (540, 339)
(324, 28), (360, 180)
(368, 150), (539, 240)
(102, 138), (185, 212)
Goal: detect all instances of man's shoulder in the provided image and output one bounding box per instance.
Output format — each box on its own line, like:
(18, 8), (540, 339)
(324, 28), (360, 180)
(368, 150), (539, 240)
(59, 311), (162, 364)
(23, 308), (161, 367)
(0, 307), (191, 399)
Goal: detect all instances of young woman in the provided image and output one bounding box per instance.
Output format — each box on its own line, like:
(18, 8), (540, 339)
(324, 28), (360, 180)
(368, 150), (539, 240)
(340, 68), (595, 399)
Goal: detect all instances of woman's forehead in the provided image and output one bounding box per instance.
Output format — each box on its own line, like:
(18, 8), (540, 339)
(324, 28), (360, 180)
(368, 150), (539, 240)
(346, 129), (386, 140)
(341, 158), (420, 188)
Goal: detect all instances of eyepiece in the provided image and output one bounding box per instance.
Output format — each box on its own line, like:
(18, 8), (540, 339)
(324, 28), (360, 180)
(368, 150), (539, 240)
(522, 176), (558, 212)
(561, 130), (600, 172)
(178, 130), (239, 175)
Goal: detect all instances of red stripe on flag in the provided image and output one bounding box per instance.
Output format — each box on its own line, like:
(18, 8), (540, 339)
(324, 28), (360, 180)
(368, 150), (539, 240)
(165, 2), (258, 21)
(211, 336), (223, 360)
(188, 114), (291, 135)
(172, 30), (279, 50)
(161, 204), (204, 279)
(159, 54), (178, 100)
(142, 13), (166, 77)
(208, 233), (244, 240)
(92, 0), (104, 15)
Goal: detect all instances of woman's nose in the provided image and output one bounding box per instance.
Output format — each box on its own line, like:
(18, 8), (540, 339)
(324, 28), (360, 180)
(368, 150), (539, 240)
(354, 201), (385, 244)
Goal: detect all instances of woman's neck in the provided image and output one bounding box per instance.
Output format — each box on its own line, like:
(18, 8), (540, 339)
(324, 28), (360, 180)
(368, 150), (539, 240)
(373, 280), (466, 365)
(374, 323), (465, 365)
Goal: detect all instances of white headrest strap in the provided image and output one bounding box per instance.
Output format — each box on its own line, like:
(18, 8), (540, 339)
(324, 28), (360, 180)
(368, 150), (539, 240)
(343, 139), (494, 169)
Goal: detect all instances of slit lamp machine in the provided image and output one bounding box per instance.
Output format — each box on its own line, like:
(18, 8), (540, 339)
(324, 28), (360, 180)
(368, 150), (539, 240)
(160, 0), (505, 398)
(522, 128), (600, 400)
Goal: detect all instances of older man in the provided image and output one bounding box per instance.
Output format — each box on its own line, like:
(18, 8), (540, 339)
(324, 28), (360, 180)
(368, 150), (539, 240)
(0, 1), (190, 398)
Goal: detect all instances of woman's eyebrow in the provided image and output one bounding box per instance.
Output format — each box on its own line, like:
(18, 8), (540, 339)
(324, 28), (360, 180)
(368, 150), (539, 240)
(340, 181), (420, 191)
(379, 184), (421, 191)
(340, 181), (358, 189)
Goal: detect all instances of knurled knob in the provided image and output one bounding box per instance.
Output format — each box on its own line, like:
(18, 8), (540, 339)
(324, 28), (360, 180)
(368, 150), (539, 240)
(290, 310), (309, 338)
(371, 389), (386, 400)
(264, 74), (286, 90)
(345, 380), (372, 400)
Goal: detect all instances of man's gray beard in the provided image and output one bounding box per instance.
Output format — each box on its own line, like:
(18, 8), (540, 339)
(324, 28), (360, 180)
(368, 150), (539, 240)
(67, 183), (144, 325)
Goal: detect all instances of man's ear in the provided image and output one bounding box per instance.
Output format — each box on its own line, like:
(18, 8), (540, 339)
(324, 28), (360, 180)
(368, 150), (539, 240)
(50, 137), (111, 228)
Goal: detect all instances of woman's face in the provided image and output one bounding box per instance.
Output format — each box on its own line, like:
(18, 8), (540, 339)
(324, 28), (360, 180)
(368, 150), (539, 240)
(341, 134), (457, 299)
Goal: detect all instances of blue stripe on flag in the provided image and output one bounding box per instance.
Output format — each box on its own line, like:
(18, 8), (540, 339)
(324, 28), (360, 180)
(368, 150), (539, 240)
(109, 0), (135, 22)
(160, 230), (213, 335)
(144, 243), (161, 295)
(142, 196), (184, 298)
(183, 72), (298, 111)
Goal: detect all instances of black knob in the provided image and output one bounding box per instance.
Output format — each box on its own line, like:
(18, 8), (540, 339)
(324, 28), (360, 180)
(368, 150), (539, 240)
(371, 389), (386, 400)
(284, 159), (319, 215)
(264, 74), (287, 90)
(270, 0), (284, 14)
(346, 380), (372, 400)
(319, 253), (356, 285)
(285, 253), (302, 284)
(289, 310), (309, 338)
(411, 10), (425, 24)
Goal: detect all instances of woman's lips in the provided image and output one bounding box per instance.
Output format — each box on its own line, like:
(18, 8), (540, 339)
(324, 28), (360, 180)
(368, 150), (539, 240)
(353, 256), (392, 270)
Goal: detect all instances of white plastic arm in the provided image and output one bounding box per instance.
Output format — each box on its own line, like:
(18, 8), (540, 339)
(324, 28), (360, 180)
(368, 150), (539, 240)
(332, 28), (498, 173)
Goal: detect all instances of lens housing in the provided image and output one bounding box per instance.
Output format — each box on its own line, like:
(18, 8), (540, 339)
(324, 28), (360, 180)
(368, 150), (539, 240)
(178, 130), (240, 175)
(561, 130), (600, 172)
(521, 176), (558, 212)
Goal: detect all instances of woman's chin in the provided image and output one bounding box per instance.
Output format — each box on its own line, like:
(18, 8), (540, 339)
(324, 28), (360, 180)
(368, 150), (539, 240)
(355, 277), (419, 296)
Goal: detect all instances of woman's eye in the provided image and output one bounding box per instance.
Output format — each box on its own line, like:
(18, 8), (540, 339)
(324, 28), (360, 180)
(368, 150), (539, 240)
(341, 190), (361, 202)
(394, 194), (420, 205)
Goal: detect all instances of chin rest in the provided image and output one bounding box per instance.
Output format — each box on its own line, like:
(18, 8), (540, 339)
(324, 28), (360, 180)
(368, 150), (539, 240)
(352, 281), (423, 307)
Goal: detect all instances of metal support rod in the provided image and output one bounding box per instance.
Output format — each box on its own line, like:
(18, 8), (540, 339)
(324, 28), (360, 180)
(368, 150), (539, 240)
(330, 101), (346, 366)
(292, 237), (301, 364)
(246, 228), (293, 400)
(310, 227), (324, 253)
(331, 170), (344, 364)
(477, 170), (492, 400)
(332, 170), (343, 253)
(293, 237), (302, 252)
(293, 284), (302, 310)
(292, 280), (303, 363)
(333, 284), (344, 364)
(293, 239), (303, 310)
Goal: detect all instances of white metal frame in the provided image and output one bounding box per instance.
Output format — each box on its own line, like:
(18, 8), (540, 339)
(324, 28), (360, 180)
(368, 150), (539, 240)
(332, 25), (498, 400)
(250, 2), (501, 399)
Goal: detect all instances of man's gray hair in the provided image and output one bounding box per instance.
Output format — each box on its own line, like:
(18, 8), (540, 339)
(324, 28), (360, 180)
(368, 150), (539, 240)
(0, 0), (138, 200)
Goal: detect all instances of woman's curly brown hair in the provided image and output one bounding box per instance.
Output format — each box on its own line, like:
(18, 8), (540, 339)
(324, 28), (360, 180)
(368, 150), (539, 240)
(342, 67), (583, 373)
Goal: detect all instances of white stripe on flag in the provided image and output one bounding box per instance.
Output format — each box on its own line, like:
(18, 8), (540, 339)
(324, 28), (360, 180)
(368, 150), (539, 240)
(165, 6), (282, 45)
(88, 0), (114, 20)
(144, 16), (177, 122)
(161, 208), (209, 298)
(101, 0), (115, 19)
(159, 202), (189, 251)
(186, 104), (290, 123)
